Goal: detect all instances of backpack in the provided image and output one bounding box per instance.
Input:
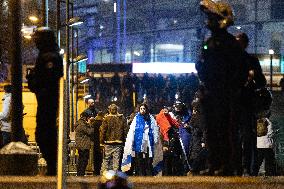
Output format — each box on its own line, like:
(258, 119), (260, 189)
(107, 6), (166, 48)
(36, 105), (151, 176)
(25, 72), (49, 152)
(253, 88), (272, 112)
(257, 118), (269, 137)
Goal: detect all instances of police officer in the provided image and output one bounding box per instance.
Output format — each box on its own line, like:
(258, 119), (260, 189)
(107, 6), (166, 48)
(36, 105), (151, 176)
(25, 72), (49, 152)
(196, 0), (248, 175)
(27, 27), (63, 175)
(236, 32), (267, 176)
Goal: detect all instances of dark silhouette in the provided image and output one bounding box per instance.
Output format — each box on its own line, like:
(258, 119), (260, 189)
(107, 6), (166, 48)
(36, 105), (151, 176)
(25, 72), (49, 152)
(196, 0), (248, 175)
(26, 27), (63, 175)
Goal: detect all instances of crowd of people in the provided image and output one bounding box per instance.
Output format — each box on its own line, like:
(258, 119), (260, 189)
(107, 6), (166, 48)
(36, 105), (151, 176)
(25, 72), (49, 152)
(87, 72), (199, 116)
(0, 0), (280, 179)
(73, 0), (277, 177)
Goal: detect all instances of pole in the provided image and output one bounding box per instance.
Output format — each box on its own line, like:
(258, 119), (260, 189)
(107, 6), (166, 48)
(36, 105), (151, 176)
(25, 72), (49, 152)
(57, 0), (70, 188)
(9, 0), (24, 142)
(254, 0), (257, 54)
(270, 54), (273, 91)
(42, 0), (48, 27)
(75, 29), (79, 122)
(56, 0), (61, 46)
(71, 1), (75, 132)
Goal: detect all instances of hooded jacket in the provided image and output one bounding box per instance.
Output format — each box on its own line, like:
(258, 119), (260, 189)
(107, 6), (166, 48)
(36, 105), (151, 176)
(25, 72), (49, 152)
(0, 92), (11, 132)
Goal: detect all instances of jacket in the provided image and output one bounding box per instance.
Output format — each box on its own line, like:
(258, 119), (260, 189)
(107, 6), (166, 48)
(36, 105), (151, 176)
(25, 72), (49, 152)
(100, 114), (128, 144)
(75, 118), (94, 150)
(0, 93), (11, 132)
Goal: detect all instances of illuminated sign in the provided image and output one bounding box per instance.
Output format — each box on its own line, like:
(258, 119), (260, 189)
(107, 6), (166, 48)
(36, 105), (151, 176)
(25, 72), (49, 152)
(78, 60), (87, 73)
(132, 62), (197, 74)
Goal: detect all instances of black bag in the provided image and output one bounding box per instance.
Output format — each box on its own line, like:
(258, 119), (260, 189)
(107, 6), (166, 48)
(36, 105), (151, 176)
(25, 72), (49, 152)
(26, 68), (37, 93)
(253, 88), (272, 112)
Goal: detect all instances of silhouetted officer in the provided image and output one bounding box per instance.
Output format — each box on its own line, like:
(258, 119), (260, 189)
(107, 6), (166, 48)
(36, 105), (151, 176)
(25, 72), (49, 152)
(236, 32), (267, 176)
(196, 0), (248, 175)
(27, 27), (63, 175)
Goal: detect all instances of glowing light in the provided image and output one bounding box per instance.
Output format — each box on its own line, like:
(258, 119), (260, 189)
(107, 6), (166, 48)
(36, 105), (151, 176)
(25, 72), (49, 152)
(83, 94), (92, 99)
(60, 49), (65, 55)
(269, 49), (274, 55)
(236, 26), (241, 30)
(23, 35), (32, 39)
(114, 2), (117, 12)
(132, 62), (197, 74)
(156, 44), (184, 51)
(175, 93), (179, 99)
(80, 79), (90, 84)
(203, 45), (208, 50)
(29, 16), (39, 23)
(133, 51), (141, 56)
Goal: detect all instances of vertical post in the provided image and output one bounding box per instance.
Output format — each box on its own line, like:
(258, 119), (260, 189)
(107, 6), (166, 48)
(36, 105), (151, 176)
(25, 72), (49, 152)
(269, 49), (274, 91)
(42, 0), (48, 27)
(75, 29), (79, 122)
(122, 0), (127, 63)
(270, 54), (273, 91)
(9, 0), (24, 142)
(254, 0), (258, 54)
(115, 0), (121, 63)
(56, 0), (61, 46)
(71, 1), (75, 132)
(57, 0), (69, 188)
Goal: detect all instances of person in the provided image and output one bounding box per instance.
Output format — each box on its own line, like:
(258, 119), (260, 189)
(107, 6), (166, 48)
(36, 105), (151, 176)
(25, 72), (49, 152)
(75, 112), (94, 176)
(93, 111), (105, 175)
(188, 86), (208, 175)
(100, 104), (128, 173)
(83, 98), (98, 118)
(26, 27), (63, 175)
(0, 84), (12, 146)
(156, 106), (184, 176)
(236, 32), (267, 176)
(252, 115), (276, 176)
(279, 75), (284, 94)
(121, 104), (163, 176)
(196, 0), (248, 175)
(170, 100), (192, 174)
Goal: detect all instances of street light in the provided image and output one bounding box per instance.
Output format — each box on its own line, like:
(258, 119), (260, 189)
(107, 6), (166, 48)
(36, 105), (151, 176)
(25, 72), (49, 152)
(28, 15), (39, 23)
(68, 17), (84, 27)
(269, 49), (274, 91)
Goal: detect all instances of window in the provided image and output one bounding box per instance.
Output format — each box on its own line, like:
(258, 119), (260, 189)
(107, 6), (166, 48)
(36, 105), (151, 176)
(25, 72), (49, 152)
(271, 0), (284, 19)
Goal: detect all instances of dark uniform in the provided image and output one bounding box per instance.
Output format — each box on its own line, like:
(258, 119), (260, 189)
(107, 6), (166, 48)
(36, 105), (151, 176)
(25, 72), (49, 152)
(236, 33), (267, 175)
(197, 0), (248, 175)
(27, 28), (63, 175)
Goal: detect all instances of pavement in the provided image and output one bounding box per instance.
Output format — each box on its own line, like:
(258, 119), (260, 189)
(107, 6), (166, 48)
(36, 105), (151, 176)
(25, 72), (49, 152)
(0, 176), (283, 189)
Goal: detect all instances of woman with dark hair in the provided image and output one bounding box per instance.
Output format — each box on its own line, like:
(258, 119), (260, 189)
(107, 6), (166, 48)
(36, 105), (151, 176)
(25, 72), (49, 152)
(121, 104), (163, 176)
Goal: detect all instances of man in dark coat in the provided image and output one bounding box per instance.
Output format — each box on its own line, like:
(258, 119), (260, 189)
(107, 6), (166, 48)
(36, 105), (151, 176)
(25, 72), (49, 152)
(92, 111), (104, 175)
(236, 32), (267, 176)
(196, 0), (248, 175)
(26, 27), (63, 175)
(75, 112), (94, 176)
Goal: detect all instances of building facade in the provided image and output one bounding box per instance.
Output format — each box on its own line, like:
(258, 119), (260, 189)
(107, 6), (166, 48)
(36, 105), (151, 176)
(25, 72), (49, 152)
(72, 0), (283, 72)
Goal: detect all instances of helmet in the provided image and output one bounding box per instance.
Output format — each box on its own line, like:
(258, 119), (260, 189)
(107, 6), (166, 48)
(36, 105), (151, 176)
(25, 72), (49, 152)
(173, 101), (186, 112)
(200, 0), (234, 29)
(33, 27), (58, 51)
(98, 170), (132, 189)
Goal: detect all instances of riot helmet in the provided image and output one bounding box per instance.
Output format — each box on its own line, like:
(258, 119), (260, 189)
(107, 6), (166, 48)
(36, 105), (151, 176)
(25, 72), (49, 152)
(98, 170), (132, 189)
(33, 27), (59, 52)
(200, 0), (234, 29)
(173, 101), (186, 114)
